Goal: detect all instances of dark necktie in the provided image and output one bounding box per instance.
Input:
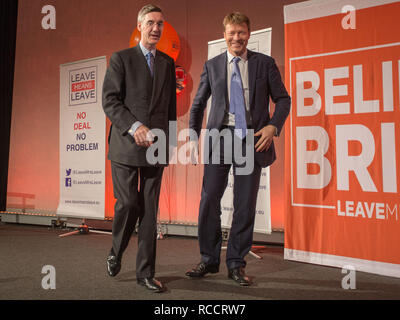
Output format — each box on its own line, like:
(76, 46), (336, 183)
(146, 52), (154, 77)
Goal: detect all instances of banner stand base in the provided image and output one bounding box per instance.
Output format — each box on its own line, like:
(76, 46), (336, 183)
(221, 229), (265, 259)
(156, 209), (165, 240)
(59, 218), (112, 238)
(221, 246), (264, 259)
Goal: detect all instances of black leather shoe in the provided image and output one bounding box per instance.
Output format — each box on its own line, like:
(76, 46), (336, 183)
(185, 262), (219, 278)
(228, 267), (251, 286)
(137, 277), (165, 293)
(106, 254), (121, 277)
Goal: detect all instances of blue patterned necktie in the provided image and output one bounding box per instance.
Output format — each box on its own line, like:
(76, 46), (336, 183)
(229, 57), (247, 139)
(146, 52), (154, 77)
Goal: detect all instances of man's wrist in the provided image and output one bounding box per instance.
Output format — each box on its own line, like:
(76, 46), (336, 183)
(266, 124), (278, 137)
(128, 121), (143, 137)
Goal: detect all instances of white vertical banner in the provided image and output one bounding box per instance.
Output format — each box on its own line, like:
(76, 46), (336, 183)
(57, 56), (107, 219)
(207, 28), (272, 234)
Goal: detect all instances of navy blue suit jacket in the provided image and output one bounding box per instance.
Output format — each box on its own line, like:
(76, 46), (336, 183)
(189, 50), (291, 167)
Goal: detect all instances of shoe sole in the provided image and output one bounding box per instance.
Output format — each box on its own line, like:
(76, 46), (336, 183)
(228, 275), (251, 286)
(185, 269), (219, 278)
(137, 281), (165, 293)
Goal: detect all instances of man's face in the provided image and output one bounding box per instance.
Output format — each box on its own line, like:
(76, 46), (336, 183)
(224, 23), (250, 57)
(138, 11), (164, 49)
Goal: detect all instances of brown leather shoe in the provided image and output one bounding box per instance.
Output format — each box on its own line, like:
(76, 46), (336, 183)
(185, 262), (219, 278)
(228, 267), (251, 286)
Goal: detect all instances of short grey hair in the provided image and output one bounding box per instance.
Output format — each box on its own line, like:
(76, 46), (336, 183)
(137, 4), (163, 23)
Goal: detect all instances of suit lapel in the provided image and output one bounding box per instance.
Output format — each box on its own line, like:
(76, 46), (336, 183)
(217, 52), (228, 109)
(150, 51), (168, 113)
(247, 50), (258, 110)
(133, 45), (151, 77)
(132, 45), (153, 96)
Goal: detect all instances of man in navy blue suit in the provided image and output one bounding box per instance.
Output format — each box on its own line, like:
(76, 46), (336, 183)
(187, 12), (291, 286)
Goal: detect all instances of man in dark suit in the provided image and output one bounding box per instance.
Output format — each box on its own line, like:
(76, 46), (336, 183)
(102, 4), (176, 293)
(186, 12), (291, 286)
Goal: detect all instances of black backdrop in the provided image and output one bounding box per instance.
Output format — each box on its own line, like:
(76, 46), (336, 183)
(0, 0), (18, 211)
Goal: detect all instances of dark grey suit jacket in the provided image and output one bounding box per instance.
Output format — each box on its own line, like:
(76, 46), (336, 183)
(189, 50), (291, 167)
(102, 45), (176, 166)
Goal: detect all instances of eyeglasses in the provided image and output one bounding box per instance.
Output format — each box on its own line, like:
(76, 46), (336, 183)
(144, 20), (164, 28)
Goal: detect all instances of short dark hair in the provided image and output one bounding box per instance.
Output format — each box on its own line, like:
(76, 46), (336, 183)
(223, 12), (250, 32)
(137, 4), (163, 23)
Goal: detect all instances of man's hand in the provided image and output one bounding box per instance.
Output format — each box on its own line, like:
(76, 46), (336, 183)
(133, 125), (154, 148)
(254, 125), (277, 152)
(189, 140), (199, 165)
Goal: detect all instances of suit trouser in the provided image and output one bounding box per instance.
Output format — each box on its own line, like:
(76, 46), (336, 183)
(110, 161), (164, 278)
(198, 127), (262, 270)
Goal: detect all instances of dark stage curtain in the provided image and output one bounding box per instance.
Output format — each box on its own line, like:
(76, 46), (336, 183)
(0, 0), (18, 211)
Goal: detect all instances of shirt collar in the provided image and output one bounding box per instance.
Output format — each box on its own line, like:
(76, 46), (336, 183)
(139, 41), (156, 58)
(227, 49), (248, 63)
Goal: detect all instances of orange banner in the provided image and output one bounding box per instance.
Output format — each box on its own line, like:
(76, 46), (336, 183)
(284, 0), (400, 277)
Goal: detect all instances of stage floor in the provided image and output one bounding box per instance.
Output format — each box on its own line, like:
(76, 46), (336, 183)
(1, 222), (400, 300)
